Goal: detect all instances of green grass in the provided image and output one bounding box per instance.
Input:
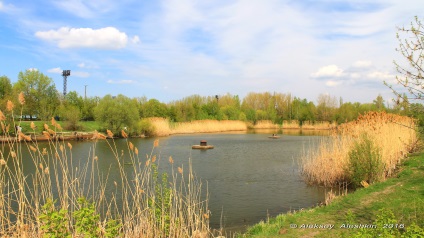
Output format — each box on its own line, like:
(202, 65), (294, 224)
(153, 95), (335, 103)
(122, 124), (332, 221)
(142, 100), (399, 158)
(14, 120), (101, 134)
(238, 152), (424, 237)
(78, 121), (101, 131)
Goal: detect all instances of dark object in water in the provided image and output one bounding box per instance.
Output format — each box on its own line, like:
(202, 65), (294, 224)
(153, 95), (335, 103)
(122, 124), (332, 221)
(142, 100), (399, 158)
(268, 134), (280, 139)
(192, 140), (214, 149)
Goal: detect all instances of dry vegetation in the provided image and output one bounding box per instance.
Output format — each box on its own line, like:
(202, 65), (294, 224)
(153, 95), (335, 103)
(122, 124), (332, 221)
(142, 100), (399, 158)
(147, 118), (337, 136)
(302, 121), (337, 130)
(0, 97), (210, 237)
(147, 117), (247, 136)
(301, 111), (419, 187)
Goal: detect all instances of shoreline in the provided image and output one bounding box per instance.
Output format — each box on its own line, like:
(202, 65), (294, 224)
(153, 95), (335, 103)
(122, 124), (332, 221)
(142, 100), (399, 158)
(239, 151), (424, 237)
(0, 127), (333, 143)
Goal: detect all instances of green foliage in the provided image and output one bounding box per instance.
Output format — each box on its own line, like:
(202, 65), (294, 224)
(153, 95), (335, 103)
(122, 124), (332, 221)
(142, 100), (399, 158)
(105, 219), (123, 238)
(58, 104), (82, 131)
(141, 99), (169, 118)
(39, 199), (70, 238)
(402, 222), (424, 237)
(354, 208), (401, 237)
(347, 134), (385, 187)
(344, 209), (356, 224)
(0, 75), (12, 108)
(39, 197), (121, 238)
(94, 94), (139, 135)
(139, 118), (155, 136)
(73, 197), (100, 237)
(149, 163), (172, 236)
(13, 69), (59, 120)
(82, 96), (100, 121)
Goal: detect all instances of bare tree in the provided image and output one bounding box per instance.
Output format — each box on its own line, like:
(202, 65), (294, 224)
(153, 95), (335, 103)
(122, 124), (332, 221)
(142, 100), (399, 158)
(386, 16), (424, 102)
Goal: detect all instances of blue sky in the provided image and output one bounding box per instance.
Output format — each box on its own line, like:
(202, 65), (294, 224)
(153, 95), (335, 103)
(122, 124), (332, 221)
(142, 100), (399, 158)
(1, 0), (424, 104)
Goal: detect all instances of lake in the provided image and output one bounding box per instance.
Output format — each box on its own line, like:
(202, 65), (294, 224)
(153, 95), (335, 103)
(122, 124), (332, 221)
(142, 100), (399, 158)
(8, 129), (327, 234)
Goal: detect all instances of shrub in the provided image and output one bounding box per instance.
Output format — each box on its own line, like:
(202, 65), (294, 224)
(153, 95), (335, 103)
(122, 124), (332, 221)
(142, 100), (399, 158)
(139, 118), (155, 136)
(73, 197), (100, 237)
(347, 133), (385, 188)
(354, 208), (401, 237)
(39, 199), (70, 238)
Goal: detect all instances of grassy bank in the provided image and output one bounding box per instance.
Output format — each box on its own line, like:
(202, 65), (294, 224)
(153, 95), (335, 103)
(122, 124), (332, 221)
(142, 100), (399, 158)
(9, 120), (102, 135)
(240, 151), (424, 237)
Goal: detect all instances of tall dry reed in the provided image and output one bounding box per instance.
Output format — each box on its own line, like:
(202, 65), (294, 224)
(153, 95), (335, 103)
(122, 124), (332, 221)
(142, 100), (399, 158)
(301, 111), (418, 187)
(282, 120), (300, 129)
(301, 121), (337, 130)
(0, 96), (210, 237)
(252, 120), (280, 129)
(148, 117), (247, 136)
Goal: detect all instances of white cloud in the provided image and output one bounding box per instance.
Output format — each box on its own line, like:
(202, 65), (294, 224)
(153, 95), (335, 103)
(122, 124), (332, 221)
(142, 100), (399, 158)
(107, 79), (134, 84)
(367, 71), (395, 80)
(325, 80), (342, 87)
(311, 65), (344, 78)
(131, 36), (140, 44)
(35, 27), (129, 49)
(353, 60), (373, 68)
(27, 68), (38, 71)
(47, 67), (62, 73)
(349, 73), (361, 79)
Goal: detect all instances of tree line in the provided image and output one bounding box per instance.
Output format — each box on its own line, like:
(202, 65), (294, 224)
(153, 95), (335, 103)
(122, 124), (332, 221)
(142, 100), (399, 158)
(1, 69), (422, 135)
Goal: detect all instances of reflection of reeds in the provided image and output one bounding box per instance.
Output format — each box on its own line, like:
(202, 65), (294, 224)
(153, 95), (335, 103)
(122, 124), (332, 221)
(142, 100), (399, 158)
(0, 95), (210, 237)
(301, 112), (418, 187)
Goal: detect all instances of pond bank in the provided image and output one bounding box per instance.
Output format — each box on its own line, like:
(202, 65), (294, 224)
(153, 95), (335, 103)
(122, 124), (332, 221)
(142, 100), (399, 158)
(147, 118), (335, 137)
(238, 151), (424, 237)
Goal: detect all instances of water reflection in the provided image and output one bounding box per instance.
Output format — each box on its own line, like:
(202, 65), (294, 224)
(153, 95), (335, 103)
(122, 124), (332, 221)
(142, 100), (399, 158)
(6, 129), (327, 234)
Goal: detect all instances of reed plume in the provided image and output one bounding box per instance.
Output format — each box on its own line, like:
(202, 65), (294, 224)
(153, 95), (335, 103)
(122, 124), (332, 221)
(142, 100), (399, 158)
(301, 111), (418, 187)
(18, 92), (25, 105)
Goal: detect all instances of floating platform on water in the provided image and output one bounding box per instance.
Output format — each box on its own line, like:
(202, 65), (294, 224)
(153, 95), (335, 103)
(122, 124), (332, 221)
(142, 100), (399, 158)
(192, 140), (214, 149)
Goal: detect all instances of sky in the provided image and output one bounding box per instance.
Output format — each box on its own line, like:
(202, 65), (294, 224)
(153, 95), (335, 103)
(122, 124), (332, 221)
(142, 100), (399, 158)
(1, 0), (424, 105)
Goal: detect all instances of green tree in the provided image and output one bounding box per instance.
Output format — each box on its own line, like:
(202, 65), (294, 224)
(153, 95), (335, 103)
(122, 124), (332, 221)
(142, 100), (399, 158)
(94, 94), (139, 135)
(38, 85), (61, 120)
(13, 69), (60, 120)
(0, 76), (12, 111)
(335, 102), (359, 124)
(65, 91), (84, 109)
(141, 99), (169, 118)
(0, 76), (12, 100)
(81, 96), (99, 121)
(373, 94), (386, 111)
(58, 104), (81, 130)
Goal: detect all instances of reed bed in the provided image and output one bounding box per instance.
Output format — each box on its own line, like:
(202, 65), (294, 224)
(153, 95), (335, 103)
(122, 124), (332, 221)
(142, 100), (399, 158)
(0, 98), (210, 237)
(301, 111), (418, 187)
(251, 120), (280, 129)
(145, 117), (173, 136)
(282, 120), (300, 129)
(301, 121), (337, 130)
(148, 118), (247, 136)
